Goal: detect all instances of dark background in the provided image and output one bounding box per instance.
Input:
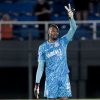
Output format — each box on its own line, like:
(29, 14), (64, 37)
(0, 0), (100, 99)
(0, 40), (100, 99)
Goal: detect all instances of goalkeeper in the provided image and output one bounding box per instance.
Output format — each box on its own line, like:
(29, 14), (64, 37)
(34, 4), (77, 100)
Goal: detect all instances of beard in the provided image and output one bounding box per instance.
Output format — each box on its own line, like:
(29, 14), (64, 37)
(48, 33), (59, 41)
(50, 34), (58, 41)
(52, 37), (58, 40)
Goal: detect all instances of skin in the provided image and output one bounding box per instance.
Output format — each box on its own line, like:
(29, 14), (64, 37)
(35, 27), (68, 100)
(48, 28), (68, 100)
(48, 26), (59, 43)
(35, 0), (51, 16)
(35, 4), (73, 100)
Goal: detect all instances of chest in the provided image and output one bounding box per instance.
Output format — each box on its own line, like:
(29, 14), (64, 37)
(44, 42), (64, 59)
(37, 4), (47, 11)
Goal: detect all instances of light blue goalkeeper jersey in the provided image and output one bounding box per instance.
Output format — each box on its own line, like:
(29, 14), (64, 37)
(36, 18), (77, 83)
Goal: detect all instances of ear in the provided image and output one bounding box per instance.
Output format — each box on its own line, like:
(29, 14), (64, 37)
(48, 29), (50, 35)
(48, 29), (50, 36)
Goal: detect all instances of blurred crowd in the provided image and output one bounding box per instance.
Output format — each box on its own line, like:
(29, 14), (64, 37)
(0, 0), (100, 40)
(0, 0), (99, 21)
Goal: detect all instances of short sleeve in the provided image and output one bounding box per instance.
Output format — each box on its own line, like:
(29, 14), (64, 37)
(38, 45), (45, 62)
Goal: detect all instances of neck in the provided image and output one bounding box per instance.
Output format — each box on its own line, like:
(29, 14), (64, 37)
(48, 38), (56, 43)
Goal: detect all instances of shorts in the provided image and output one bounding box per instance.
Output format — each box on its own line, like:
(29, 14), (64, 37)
(44, 74), (72, 98)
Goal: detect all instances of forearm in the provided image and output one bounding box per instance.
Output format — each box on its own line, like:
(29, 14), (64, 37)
(66, 18), (77, 41)
(35, 9), (51, 16)
(46, 9), (52, 13)
(35, 11), (44, 16)
(36, 61), (44, 83)
(69, 18), (77, 30)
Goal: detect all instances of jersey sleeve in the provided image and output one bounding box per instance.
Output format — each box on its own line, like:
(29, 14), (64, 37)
(38, 45), (45, 62)
(36, 61), (44, 83)
(60, 18), (77, 45)
(36, 45), (45, 83)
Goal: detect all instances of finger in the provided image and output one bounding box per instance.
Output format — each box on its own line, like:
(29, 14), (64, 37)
(68, 4), (71, 10)
(37, 94), (39, 99)
(64, 6), (69, 11)
(37, 88), (39, 94)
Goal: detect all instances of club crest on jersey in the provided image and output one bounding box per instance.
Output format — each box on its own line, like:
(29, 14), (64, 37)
(54, 42), (60, 47)
(46, 49), (62, 58)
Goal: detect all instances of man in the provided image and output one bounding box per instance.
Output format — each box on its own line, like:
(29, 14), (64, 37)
(34, 0), (51, 21)
(1, 14), (13, 40)
(34, 0), (51, 39)
(73, 0), (89, 21)
(34, 4), (77, 100)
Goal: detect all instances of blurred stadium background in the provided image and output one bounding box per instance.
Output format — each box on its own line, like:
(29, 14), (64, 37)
(0, 0), (100, 99)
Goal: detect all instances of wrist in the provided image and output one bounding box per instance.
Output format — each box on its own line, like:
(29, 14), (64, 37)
(35, 83), (40, 88)
(70, 16), (74, 19)
(69, 16), (73, 19)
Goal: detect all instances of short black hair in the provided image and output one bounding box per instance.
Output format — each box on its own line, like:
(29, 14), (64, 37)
(49, 24), (59, 32)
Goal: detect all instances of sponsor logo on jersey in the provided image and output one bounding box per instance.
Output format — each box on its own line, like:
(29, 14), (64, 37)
(46, 49), (62, 58)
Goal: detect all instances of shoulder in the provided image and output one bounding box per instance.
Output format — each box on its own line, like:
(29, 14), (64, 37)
(39, 41), (47, 47)
(39, 41), (47, 50)
(59, 35), (70, 45)
(59, 36), (65, 42)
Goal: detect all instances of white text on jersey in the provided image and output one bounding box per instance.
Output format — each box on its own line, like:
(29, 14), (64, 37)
(46, 49), (62, 58)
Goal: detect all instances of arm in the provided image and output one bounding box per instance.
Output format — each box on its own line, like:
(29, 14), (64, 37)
(66, 18), (77, 41)
(36, 45), (45, 83)
(35, 3), (52, 16)
(35, 11), (46, 16)
(34, 45), (45, 98)
(34, 4), (45, 16)
(64, 4), (77, 41)
(34, 61), (44, 99)
(35, 9), (51, 16)
(36, 60), (44, 83)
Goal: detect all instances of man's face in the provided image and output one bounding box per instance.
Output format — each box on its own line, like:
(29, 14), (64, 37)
(48, 27), (59, 40)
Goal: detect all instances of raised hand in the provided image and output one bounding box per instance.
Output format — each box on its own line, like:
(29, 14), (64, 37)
(64, 4), (74, 19)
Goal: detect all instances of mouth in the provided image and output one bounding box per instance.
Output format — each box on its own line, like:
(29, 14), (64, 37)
(51, 35), (58, 40)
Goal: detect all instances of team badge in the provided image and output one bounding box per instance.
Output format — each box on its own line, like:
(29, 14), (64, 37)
(54, 42), (60, 47)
